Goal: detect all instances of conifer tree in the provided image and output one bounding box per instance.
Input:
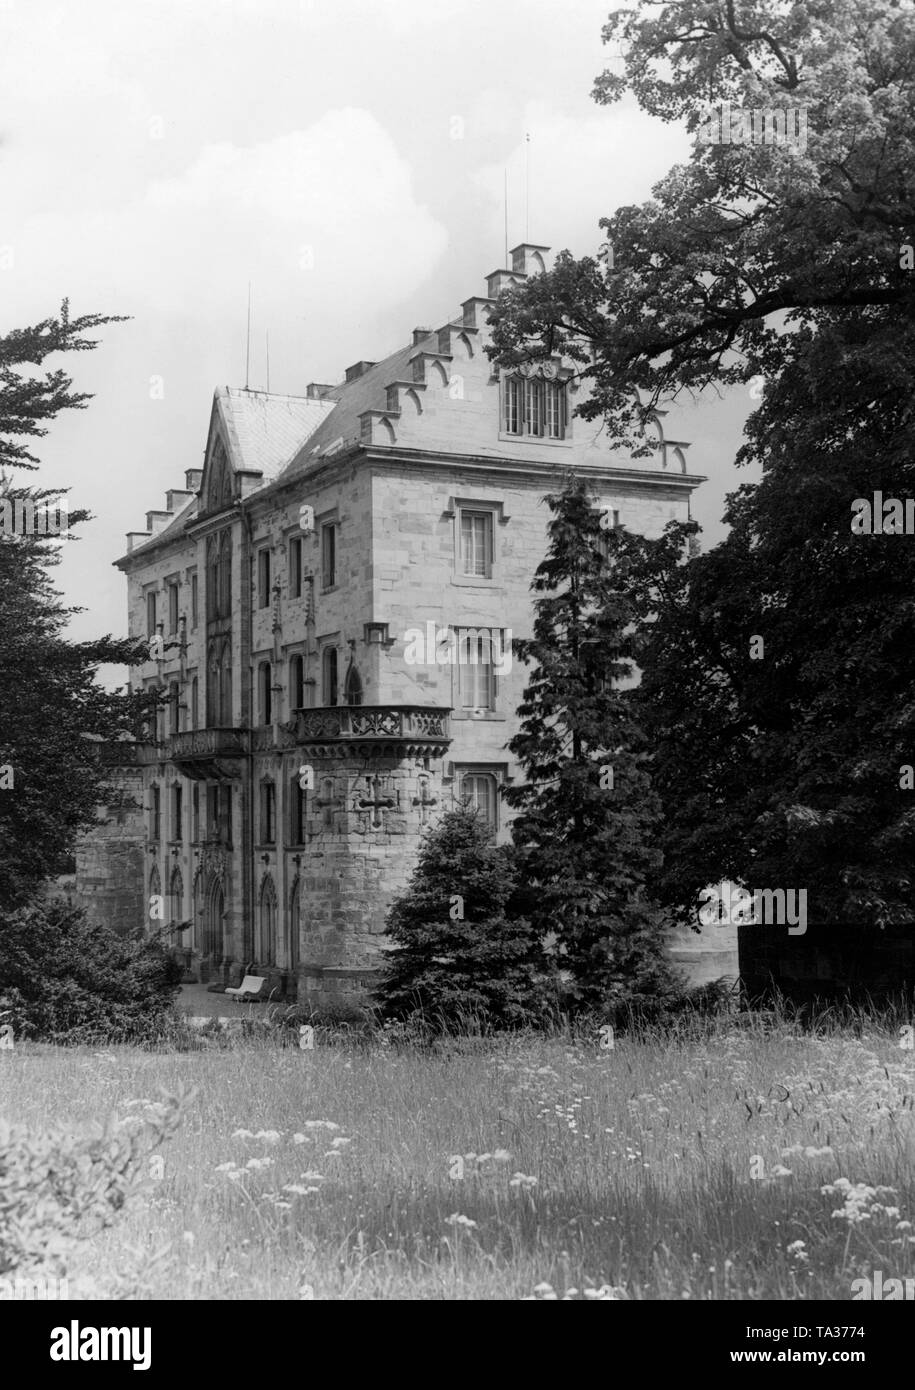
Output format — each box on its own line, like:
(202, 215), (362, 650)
(505, 474), (678, 1013)
(374, 807), (547, 1030)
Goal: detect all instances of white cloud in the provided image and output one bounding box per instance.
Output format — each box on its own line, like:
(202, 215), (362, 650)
(5, 110), (447, 331)
(473, 97), (693, 257)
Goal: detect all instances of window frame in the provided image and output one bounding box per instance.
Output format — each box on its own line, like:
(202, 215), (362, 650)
(500, 370), (569, 443)
(457, 769), (500, 836)
(257, 547), (272, 609)
(288, 535), (303, 599)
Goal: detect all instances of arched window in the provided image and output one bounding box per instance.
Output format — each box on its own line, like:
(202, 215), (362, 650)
(289, 654), (305, 710)
(344, 662), (363, 706)
(288, 878), (301, 972)
(323, 647), (338, 706)
(258, 661), (272, 725)
(148, 863), (161, 935)
(169, 865), (184, 925)
(258, 876), (277, 966)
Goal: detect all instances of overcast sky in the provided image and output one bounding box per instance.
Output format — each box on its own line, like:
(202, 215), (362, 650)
(1, 0), (756, 677)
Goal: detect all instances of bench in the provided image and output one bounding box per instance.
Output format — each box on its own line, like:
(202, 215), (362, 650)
(225, 974), (267, 1002)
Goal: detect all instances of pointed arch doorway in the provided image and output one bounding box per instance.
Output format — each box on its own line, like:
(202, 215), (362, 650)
(204, 876), (225, 961)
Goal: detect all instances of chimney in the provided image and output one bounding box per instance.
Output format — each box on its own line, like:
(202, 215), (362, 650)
(166, 488), (194, 513)
(146, 509), (171, 537)
(412, 327), (432, 346)
(126, 531), (152, 554)
(306, 382), (335, 400)
(510, 243), (551, 276)
(345, 360), (376, 383)
(185, 469), (203, 492)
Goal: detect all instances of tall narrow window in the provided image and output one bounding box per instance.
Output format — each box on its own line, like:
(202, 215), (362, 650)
(289, 653), (305, 710)
(146, 590), (158, 638)
(192, 784), (200, 842)
(460, 772), (498, 835)
(323, 647), (338, 706)
(289, 536), (303, 599)
(545, 381), (566, 439)
(460, 510), (494, 578)
(257, 548), (271, 608)
(258, 661), (272, 725)
(217, 785), (232, 844)
(321, 523), (337, 588)
(290, 776), (307, 845)
(344, 663), (363, 706)
(190, 675), (199, 730)
(169, 680), (180, 735)
(168, 582), (179, 634)
(503, 375), (521, 434)
(260, 781), (276, 844)
(150, 785), (161, 841)
(524, 378), (544, 437)
(171, 783), (183, 840)
(457, 628), (497, 710)
(190, 572), (198, 628)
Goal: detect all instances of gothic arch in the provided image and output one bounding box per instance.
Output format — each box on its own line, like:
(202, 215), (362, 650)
(405, 388), (424, 415)
(344, 660), (363, 706)
(169, 864), (184, 925)
(257, 873), (278, 966)
(287, 876), (301, 973)
(147, 864), (161, 937)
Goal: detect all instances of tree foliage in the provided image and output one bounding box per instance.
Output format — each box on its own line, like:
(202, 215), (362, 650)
(374, 807), (549, 1030)
(0, 302), (149, 908)
(489, 1), (915, 943)
(505, 476), (679, 1011)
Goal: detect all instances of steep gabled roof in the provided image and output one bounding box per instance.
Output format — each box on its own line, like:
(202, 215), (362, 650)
(218, 387), (337, 483)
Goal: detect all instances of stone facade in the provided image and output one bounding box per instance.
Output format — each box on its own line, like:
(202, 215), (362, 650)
(75, 242), (734, 1005)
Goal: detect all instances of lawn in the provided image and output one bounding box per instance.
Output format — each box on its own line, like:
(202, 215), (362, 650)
(3, 1016), (914, 1300)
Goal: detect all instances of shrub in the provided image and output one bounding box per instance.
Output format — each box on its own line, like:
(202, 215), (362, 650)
(0, 900), (182, 1043)
(373, 807), (550, 1032)
(0, 1093), (185, 1285)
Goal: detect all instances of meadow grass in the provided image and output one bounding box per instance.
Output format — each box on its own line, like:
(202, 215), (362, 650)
(3, 1011), (914, 1300)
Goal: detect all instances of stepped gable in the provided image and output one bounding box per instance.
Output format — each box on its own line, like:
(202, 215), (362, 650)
(277, 242), (558, 480)
(276, 343), (417, 485)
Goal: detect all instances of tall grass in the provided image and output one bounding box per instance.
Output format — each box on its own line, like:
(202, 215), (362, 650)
(2, 1002), (913, 1299)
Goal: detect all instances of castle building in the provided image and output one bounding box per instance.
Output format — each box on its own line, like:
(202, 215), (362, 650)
(76, 243), (718, 1005)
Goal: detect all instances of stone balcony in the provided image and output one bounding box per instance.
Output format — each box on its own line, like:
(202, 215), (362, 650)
(166, 727), (249, 780)
(276, 704), (452, 760)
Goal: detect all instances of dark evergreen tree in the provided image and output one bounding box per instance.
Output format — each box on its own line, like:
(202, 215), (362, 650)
(374, 807), (548, 1030)
(0, 301), (151, 908)
(505, 474), (679, 1013)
